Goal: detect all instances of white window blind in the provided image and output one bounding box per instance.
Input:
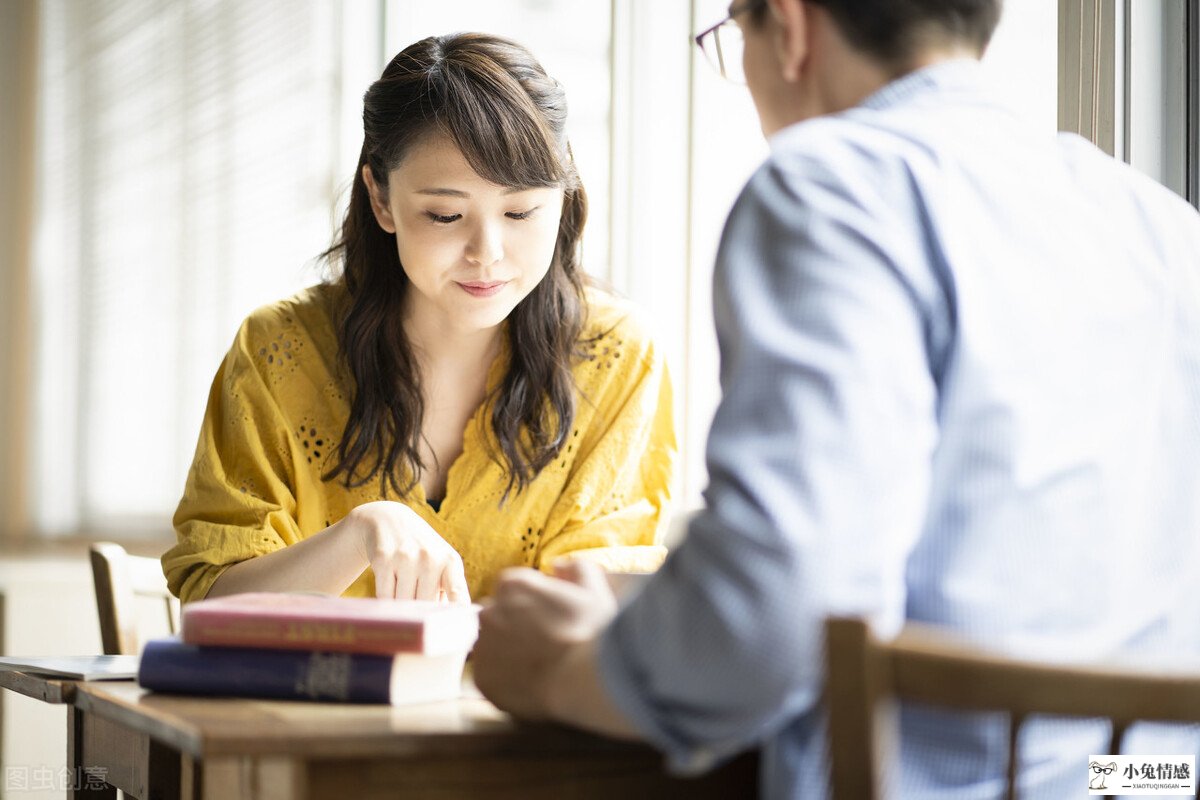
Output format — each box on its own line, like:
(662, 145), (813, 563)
(24, 0), (1068, 537)
(33, 0), (344, 535)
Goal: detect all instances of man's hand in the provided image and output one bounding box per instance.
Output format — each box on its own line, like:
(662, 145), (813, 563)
(474, 560), (618, 720)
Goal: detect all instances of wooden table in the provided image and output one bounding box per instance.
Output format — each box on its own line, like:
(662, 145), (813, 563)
(1, 671), (757, 799)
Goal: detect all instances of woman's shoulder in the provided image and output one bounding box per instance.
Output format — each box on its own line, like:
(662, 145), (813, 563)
(223, 283), (347, 394)
(236, 282), (344, 356)
(573, 287), (664, 396)
(580, 285), (657, 361)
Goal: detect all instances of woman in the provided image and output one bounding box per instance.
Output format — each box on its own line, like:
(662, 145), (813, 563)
(163, 33), (675, 604)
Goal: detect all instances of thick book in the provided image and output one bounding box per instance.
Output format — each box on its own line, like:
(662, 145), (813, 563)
(0, 654), (139, 681)
(137, 639), (466, 705)
(180, 592), (479, 656)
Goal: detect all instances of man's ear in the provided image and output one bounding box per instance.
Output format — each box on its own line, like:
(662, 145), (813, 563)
(768, 0), (809, 83)
(362, 165), (397, 234)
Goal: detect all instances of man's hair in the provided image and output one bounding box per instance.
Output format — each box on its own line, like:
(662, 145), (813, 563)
(764, 0), (1003, 65)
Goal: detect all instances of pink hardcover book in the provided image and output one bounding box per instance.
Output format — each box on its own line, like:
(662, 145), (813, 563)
(180, 592), (479, 656)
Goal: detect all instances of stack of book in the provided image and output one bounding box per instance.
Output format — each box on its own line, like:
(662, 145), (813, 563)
(138, 593), (479, 705)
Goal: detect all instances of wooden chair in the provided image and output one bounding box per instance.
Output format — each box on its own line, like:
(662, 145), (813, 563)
(89, 542), (180, 655)
(824, 616), (1200, 800)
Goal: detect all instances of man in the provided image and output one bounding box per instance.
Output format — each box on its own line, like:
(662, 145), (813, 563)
(473, 0), (1200, 796)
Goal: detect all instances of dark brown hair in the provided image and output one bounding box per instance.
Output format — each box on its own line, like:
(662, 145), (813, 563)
(322, 33), (588, 500)
(751, 0), (1002, 65)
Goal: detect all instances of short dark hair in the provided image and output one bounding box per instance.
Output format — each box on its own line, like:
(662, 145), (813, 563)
(758, 0), (1003, 65)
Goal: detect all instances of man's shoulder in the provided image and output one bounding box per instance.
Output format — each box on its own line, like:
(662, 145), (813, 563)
(742, 115), (921, 220)
(1056, 132), (1200, 255)
(768, 113), (914, 171)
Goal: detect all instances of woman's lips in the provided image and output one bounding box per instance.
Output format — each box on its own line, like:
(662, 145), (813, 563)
(457, 281), (507, 298)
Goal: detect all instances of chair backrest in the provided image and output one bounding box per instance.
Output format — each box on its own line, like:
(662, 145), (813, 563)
(89, 542), (180, 656)
(824, 616), (1200, 800)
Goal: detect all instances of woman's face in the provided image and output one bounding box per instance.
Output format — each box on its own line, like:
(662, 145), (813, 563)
(364, 134), (565, 338)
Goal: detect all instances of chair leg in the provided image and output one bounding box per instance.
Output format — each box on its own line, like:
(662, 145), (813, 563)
(1108, 720), (1128, 757)
(0, 591), (5, 768)
(1005, 712), (1025, 800)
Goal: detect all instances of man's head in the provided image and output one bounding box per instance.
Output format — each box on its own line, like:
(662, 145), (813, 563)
(763, 0), (1002, 65)
(736, 0), (1003, 134)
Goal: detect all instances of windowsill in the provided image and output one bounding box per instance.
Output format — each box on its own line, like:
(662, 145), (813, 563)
(0, 533), (174, 560)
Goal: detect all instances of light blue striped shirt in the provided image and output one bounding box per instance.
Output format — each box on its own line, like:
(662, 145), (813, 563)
(597, 60), (1200, 798)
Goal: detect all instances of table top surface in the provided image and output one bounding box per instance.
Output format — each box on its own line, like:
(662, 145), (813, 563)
(0, 668), (76, 703)
(3, 669), (764, 795)
(1, 672), (661, 762)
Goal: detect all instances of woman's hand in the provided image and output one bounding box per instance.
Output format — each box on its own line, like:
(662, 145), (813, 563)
(345, 501), (471, 602)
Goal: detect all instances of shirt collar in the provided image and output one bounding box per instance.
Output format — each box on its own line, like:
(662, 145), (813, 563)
(767, 58), (986, 150)
(858, 57), (984, 112)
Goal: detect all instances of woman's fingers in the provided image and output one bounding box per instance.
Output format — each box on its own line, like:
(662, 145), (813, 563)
(374, 567), (397, 600)
(385, 546), (460, 601)
(409, 550), (468, 602)
(439, 555), (472, 604)
(393, 559), (419, 600)
(360, 502), (467, 601)
(413, 556), (442, 601)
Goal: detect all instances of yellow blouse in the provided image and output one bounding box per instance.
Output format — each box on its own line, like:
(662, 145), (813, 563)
(163, 283), (676, 603)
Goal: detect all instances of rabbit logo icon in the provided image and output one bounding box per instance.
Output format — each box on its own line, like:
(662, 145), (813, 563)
(1090, 761), (1117, 790)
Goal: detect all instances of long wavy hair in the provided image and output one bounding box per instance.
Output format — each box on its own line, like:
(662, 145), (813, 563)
(322, 33), (588, 500)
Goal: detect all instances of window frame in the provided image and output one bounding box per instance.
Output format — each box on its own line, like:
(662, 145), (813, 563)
(1059, 0), (1197, 205)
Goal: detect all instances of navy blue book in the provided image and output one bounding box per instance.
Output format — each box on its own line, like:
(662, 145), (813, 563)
(138, 638), (466, 705)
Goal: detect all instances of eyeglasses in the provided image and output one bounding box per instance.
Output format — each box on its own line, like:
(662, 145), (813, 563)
(694, 0), (765, 84)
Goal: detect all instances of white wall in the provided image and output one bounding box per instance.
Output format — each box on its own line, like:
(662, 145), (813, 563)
(1, 557), (101, 800)
(983, 0), (1060, 131)
(1128, 0), (1189, 195)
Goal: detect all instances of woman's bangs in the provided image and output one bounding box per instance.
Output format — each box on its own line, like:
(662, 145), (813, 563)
(436, 76), (566, 191)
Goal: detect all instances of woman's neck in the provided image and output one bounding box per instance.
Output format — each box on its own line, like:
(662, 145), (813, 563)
(403, 302), (503, 377)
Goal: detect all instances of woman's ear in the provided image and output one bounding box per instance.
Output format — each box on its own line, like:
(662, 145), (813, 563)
(768, 0), (809, 83)
(362, 165), (397, 234)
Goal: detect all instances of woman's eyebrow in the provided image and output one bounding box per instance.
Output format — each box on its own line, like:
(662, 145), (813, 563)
(416, 188), (469, 197)
(415, 186), (536, 197)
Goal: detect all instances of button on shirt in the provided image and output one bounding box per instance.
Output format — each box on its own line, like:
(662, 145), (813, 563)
(597, 60), (1200, 798)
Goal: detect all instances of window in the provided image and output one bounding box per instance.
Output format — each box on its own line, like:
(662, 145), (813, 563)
(17, 0), (1170, 537)
(1058, 0), (1195, 203)
(1125, 1), (1189, 200)
(32, 0), (344, 533)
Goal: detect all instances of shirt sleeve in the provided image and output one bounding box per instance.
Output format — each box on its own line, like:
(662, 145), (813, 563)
(163, 316), (303, 603)
(536, 328), (677, 574)
(595, 151), (947, 772)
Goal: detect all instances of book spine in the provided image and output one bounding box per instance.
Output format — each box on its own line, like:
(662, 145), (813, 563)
(138, 640), (395, 703)
(180, 615), (425, 655)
